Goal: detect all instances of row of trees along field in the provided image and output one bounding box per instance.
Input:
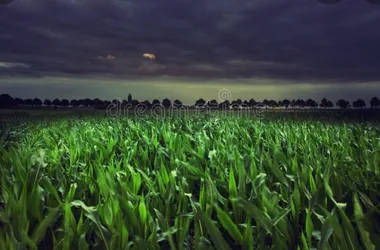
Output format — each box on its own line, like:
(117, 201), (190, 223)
(1, 93), (380, 109)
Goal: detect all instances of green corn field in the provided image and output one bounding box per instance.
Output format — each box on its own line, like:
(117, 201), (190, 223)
(0, 114), (380, 250)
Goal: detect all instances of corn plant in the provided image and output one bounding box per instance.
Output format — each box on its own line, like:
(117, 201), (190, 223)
(0, 114), (379, 249)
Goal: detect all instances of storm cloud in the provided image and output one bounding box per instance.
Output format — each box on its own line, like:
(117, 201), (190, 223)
(1, 0), (380, 102)
(1, 0), (380, 80)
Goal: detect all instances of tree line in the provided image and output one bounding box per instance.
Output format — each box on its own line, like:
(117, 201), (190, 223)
(1, 93), (380, 110)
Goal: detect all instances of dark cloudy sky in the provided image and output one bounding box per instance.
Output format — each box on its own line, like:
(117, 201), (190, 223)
(1, 0), (380, 104)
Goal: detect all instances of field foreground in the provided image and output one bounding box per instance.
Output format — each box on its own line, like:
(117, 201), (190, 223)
(0, 115), (380, 249)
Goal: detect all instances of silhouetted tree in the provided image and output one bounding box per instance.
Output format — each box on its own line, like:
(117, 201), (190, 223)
(0, 94), (14, 108)
(142, 100), (152, 109)
(282, 99), (291, 108)
(61, 99), (69, 107)
(370, 97), (380, 108)
(306, 99), (318, 108)
(294, 99), (300, 107)
(336, 99), (350, 109)
(128, 93), (132, 103)
(255, 102), (265, 108)
(263, 99), (269, 107)
(70, 99), (79, 107)
(152, 99), (161, 107)
(93, 98), (102, 105)
(24, 99), (33, 106)
(290, 99), (296, 108)
(327, 100), (333, 108)
(352, 99), (366, 108)
(320, 98), (334, 108)
(112, 99), (121, 105)
(231, 100), (240, 110)
(98, 99), (106, 108)
(13, 97), (23, 107)
(207, 99), (218, 109)
(93, 99), (105, 109)
(43, 99), (52, 106)
(195, 98), (206, 108)
(13, 94), (379, 112)
(219, 100), (230, 110)
(320, 98), (327, 108)
(295, 99), (306, 108)
(32, 98), (42, 106)
(131, 100), (140, 108)
(248, 98), (257, 109)
(305, 99), (312, 108)
(162, 98), (171, 108)
(268, 100), (278, 108)
(78, 99), (86, 107)
(104, 100), (111, 108)
(173, 99), (183, 108)
(83, 98), (93, 107)
(121, 99), (128, 107)
(52, 98), (61, 106)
